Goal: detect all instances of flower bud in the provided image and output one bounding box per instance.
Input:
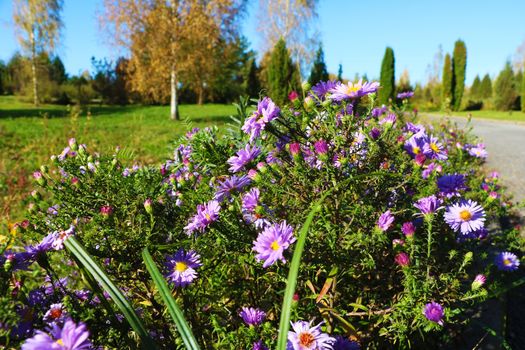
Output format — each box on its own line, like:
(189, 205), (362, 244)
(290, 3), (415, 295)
(301, 81), (311, 92)
(144, 199), (153, 214)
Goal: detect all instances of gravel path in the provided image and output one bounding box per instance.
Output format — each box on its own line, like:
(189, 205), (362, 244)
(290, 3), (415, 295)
(424, 114), (525, 204)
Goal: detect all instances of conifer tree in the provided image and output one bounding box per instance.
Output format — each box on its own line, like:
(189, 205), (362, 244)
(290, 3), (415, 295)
(337, 64), (343, 81)
(480, 74), (492, 99)
(442, 53), (453, 109)
(378, 47), (395, 104)
(470, 75), (481, 99)
(522, 70), (525, 112)
(452, 39), (467, 110)
(268, 38), (299, 105)
(245, 57), (260, 99)
(494, 62), (517, 111)
(308, 45), (329, 85)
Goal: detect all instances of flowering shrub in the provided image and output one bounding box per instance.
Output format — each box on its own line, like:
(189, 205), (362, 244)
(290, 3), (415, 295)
(1, 81), (524, 349)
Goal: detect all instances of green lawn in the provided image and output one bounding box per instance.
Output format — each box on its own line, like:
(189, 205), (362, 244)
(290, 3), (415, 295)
(0, 95), (237, 221)
(422, 109), (525, 122)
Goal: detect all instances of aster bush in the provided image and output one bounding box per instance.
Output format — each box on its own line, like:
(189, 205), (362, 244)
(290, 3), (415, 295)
(2, 81), (524, 349)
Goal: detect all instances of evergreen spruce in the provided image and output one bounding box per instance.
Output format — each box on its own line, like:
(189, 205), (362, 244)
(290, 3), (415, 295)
(522, 70), (525, 112)
(452, 40), (467, 110)
(442, 53), (453, 109)
(308, 45), (329, 86)
(337, 64), (343, 81)
(494, 62), (517, 111)
(378, 47), (395, 104)
(268, 38), (300, 105)
(480, 74), (492, 99)
(470, 75), (481, 99)
(245, 58), (260, 98)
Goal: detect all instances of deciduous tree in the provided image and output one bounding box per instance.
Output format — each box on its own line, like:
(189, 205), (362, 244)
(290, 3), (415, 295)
(101, 0), (244, 120)
(13, 0), (63, 106)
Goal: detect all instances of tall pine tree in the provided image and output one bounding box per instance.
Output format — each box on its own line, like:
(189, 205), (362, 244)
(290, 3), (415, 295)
(452, 40), (467, 111)
(268, 38), (300, 105)
(522, 70), (525, 112)
(494, 62), (517, 111)
(245, 57), (260, 99)
(470, 75), (481, 99)
(378, 47), (395, 104)
(442, 53), (453, 109)
(308, 45), (329, 86)
(337, 64), (343, 81)
(480, 74), (492, 99)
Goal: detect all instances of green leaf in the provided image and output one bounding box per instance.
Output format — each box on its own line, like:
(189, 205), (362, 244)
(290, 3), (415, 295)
(142, 248), (201, 350)
(64, 237), (157, 349)
(276, 192), (331, 350)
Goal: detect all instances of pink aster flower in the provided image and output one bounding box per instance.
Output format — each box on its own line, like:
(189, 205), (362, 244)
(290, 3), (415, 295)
(287, 320), (335, 350)
(253, 221), (296, 268)
(444, 200), (485, 235)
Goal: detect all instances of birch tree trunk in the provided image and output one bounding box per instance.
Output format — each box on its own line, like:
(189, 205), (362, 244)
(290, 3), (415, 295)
(170, 67), (179, 120)
(30, 25), (39, 106)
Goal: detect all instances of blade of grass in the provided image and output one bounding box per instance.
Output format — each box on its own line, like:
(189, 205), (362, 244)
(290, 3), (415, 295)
(142, 247), (201, 350)
(64, 236), (157, 349)
(276, 192), (331, 350)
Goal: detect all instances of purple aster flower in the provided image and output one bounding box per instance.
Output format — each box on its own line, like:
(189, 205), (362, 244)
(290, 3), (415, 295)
(27, 288), (46, 307)
(253, 340), (269, 350)
(227, 144), (261, 173)
(397, 91), (414, 99)
(413, 195), (442, 215)
(253, 221), (296, 268)
(242, 188), (260, 212)
(369, 127), (381, 140)
(377, 210), (394, 231)
(437, 174), (468, 198)
(311, 80), (338, 101)
(404, 122), (426, 134)
(21, 318), (92, 350)
(287, 320), (335, 350)
(184, 200), (221, 235)
(43, 303), (68, 324)
(25, 233), (55, 260)
(404, 134), (426, 158)
(423, 135), (448, 160)
(314, 140), (329, 155)
(3, 251), (32, 271)
(239, 307), (266, 326)
(51, 226), (75, 250)
(329, 80), (379, 101)
(422, 162), (442, 179)
(48, 205), (59, 216)
(371, 105), (387, 118)
(444, 200), (486, 235)
(214, 175), (251, 202)
(378, 113), (396, 125)
(333, 335), (361, 350)
(495, 252), (520, 271)
(423, 302), (444, 325)
(242, 97), (280, 142)
(468, 143), (488, 158)
(401, 222), (416, 237)
(165, 249), (202, 287)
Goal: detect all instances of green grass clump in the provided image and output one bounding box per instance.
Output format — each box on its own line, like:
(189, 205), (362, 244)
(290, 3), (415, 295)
(0, 96), (236, 221)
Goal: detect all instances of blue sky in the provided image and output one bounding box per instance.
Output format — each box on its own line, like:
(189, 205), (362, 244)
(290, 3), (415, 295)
(1, 0), (524, 85)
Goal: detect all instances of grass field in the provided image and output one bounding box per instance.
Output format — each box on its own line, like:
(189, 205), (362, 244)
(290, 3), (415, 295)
(423, 109), (525, 122)
(0, 95), (237, 221)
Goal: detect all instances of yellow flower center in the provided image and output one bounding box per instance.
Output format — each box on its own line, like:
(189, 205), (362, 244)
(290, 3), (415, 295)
(175, 262), (188, 272)
(299, 332), (315, 346)
(413, 146), (420, 154)
(430, 143), (440, 152)
(459, 210), (472, 221)
(56, 339), (64, 346)
(345, 85), (360, 95)
(270, 241), (280, 251)
(205, 213), (211, 220)
(503, 258), (511, 266)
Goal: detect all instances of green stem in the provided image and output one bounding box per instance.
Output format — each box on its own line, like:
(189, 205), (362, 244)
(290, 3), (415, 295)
(426, 216), (433, 283)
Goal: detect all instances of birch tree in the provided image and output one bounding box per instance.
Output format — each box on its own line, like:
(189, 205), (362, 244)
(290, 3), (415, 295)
(13, 0), (63, 106)
(101, 0), (244, 120)
(257, 0), (319, 78)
